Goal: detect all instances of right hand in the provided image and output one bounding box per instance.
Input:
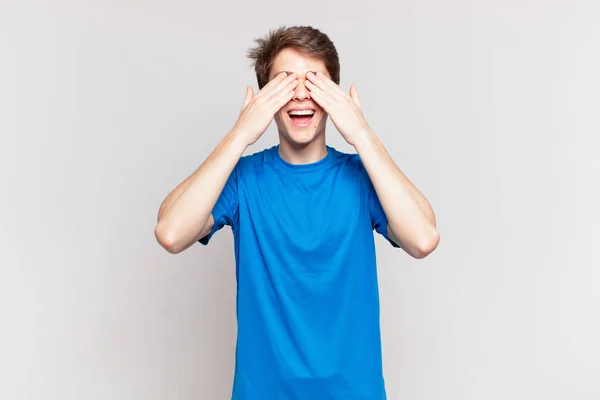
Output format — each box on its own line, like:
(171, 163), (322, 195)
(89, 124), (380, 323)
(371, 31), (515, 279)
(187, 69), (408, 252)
(232, 72), (299, 146)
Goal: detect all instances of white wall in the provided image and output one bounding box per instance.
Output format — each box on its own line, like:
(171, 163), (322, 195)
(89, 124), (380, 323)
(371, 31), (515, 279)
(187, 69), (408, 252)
(1, 1), (598, 399)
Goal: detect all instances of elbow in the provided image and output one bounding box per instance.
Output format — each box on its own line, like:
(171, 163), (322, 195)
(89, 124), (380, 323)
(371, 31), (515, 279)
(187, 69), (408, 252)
(154, 221), (183, 254)
(413, 228), (440, 259)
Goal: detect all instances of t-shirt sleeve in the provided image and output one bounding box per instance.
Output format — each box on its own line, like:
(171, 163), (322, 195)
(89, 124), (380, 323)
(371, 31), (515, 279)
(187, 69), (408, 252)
(198, 163), (240, 245)
(368, 182), (401, 248)
(357, 156), (401, 248)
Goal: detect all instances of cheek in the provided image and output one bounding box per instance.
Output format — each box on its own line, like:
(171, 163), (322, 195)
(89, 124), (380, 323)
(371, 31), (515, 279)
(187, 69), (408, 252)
(317, 109), (328, 121)
(273, 111), (285, 123)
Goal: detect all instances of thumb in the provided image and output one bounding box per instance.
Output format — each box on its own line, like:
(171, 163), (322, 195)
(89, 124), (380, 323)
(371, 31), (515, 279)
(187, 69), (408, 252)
(242, 85), (254, 109)
(349, 84), (362, 109)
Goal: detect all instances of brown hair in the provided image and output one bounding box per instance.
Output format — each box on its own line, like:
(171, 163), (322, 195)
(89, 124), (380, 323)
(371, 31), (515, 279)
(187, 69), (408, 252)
(247, 25), (340, 89)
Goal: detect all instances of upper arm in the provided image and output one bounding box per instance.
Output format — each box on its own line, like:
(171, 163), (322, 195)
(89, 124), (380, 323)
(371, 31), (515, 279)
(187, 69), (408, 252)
(160, 214), (214, 254)
(197, 164), (240, 246)
(195, 214), (215, 243)
(358, 160), (401, 249)
(386, 223), (403, 249)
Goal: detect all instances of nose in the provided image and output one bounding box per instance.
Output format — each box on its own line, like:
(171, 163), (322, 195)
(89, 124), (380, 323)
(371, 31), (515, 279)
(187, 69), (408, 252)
(293, 77), (311, 101)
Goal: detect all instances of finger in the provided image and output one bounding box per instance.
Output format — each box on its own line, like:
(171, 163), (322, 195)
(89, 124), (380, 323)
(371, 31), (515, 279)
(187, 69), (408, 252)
(260, 72), (297, 100)
(307, 71), (346, 99)
(305, 79), (335, 113)
(265, 73), (298, 102)
(253, 72), (288, 100)
(305, 72), (337, 104)
(242, 85), (254, 109)
(305, 72), (336, 99)
(349, 84), (362, 109)
(268, 79), (298, 111)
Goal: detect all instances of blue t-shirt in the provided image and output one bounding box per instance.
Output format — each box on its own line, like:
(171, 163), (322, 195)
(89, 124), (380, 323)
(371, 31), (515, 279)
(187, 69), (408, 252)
(200, 144), (399, 400)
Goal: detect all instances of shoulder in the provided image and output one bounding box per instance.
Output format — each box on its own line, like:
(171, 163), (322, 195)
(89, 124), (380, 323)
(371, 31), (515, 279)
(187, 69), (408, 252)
(346, 152), (364, 168)
(344, 151), (370, 185)
(325, 148), (373, 194)
(232, 145), (275, 178)
(328, 146), (364, 171)
(235, 145), (366, 179)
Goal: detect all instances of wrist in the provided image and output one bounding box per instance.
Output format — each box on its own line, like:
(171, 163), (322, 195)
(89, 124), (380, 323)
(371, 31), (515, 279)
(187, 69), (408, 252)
(227, 128), (252, 149)
(352, 128), (376, 150)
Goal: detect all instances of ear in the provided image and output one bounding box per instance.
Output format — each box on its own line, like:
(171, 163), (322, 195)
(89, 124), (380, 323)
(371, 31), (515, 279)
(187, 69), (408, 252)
(242, 85), (254, 108)
(349, 84), (362, 109)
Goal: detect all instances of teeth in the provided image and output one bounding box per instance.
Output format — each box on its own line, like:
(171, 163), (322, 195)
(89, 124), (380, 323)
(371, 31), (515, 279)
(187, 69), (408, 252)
(288, 110), (315, 116)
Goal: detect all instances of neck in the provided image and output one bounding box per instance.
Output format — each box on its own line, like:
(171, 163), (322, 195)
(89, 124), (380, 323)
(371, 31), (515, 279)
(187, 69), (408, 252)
(277, 130), (328, 165)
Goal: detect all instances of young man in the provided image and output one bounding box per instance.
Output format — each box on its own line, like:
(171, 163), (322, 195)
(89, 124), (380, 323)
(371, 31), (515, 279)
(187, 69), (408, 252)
(155, 26), (439, 400)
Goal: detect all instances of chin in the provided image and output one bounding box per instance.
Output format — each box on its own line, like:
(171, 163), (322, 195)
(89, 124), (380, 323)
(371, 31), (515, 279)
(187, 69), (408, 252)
(288, 127), (317, 142)
(281, 126), (324, 146)
(276, 114), (326, 146)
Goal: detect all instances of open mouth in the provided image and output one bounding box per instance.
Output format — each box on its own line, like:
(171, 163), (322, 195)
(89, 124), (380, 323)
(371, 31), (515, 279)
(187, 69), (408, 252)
(287, 109), (315, 127)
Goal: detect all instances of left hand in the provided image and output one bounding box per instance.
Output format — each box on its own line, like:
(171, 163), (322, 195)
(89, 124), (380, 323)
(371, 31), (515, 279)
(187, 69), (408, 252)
(305, 71), (371, 146)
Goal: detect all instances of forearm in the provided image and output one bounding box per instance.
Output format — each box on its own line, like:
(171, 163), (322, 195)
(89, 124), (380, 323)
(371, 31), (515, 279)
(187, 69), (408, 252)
(155, 129), (248, 252)
(354, 130), (439, 256)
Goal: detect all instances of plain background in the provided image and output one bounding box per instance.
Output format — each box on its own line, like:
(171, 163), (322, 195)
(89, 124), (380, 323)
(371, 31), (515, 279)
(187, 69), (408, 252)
(1, 1), (599, 399)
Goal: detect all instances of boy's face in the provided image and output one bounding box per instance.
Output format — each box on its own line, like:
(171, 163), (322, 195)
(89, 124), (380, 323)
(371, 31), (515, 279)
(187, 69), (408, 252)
(268, 47), (330, 145)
